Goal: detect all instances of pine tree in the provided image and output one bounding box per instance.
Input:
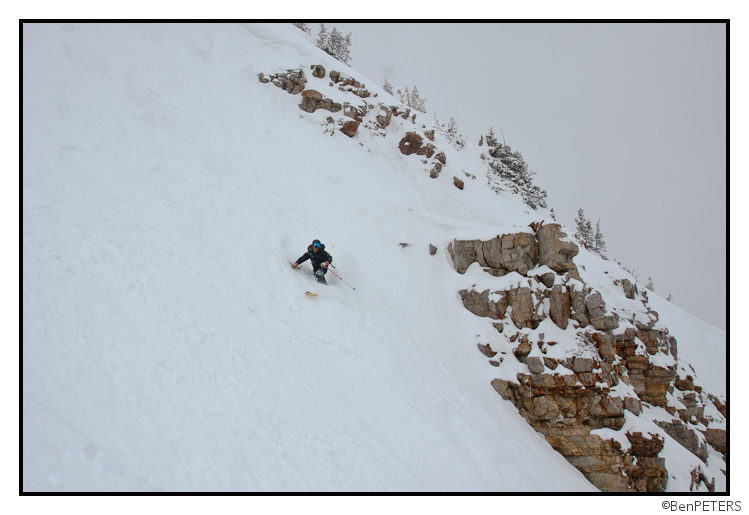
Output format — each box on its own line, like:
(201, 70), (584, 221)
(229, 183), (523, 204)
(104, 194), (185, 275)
(646, 277), (655, 291)
(550, 208), (557, 221)
(339, 32), (352, 65)
(434, 115), (465, 149)
(447, 117), (457, 135)
(328, 28), (344, 61)
(316, 24), (330, 53)
(315, 25), (351, 64)
(593, 219), (607, 258)
(410, 86), (427, 113)
(574, 209), (594, 250)
(485, 127), (498, 147)
(382, 78), (394, 95)
(484, 139), (546, 209)
(396, 86), (427, 113)
(667, 294), (673, 302)
(293, 23), (311, 35)
(396, 86), (408, 105)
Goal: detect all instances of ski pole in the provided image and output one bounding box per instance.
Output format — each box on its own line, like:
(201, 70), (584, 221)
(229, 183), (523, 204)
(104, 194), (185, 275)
(328, 267), (355, 290)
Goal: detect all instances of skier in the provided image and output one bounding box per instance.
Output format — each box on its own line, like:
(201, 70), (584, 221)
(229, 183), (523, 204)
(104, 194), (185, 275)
(291, 239), (333, 284)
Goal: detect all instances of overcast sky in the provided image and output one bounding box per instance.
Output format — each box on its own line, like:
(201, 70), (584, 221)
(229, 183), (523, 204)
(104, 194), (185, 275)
(331, 22), (726, 329)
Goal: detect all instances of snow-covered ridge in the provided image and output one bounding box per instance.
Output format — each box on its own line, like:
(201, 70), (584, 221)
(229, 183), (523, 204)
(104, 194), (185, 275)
(23, 23), (725, 493)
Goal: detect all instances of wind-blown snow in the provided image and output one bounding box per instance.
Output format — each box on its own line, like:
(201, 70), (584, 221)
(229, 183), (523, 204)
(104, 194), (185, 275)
(22, 23), (725, 493)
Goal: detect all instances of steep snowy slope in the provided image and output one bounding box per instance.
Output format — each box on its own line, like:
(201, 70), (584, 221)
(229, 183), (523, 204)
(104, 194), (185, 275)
(23, 23), (725, 493)
(23, 23), (596, 492)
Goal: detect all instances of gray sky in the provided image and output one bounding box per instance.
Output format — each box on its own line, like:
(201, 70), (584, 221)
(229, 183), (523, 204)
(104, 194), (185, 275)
(332, 22), (726, 329)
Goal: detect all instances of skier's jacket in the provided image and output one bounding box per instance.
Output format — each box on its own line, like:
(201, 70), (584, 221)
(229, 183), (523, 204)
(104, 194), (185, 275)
(296, 244), (333, 271)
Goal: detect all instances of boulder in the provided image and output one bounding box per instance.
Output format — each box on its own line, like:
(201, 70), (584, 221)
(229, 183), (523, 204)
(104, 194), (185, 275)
(509, 287), (536, 329)
(623, 397), (642, 416)
(543, 357), (559, 370)
(621, 278), (637, 299)
(453, 177), (464, 190)
(416, 143), (436, 158)
(536, 272), (555, 288)
(570, 287), (591, 327)
(586, 291), (607, 330)
(260, 69), (308, 94)
(526, 356), (545, 374)
(627, 432), (664, 457)
(478, 343), (497, 358)
(449, 240), (479, 274)
(657, 420), (708, 462)
(298, 96), (318, 113)
(573, 357), (596, 373)
(537, 223), (579, 273)
(459, 289), (506, 320)
(674, 376), (695, 391)
(301, 89), (323, 101)
(318, 100), (342, 113)
(344, 104), (365, 121)
(491, 378), (515, 401)
(479, 233), (538, 276)
(591, 332), (616, 363)
(311, 64), (326, 78)
(398, 132), (423, 156)
(704, 428), (726, 454)
(513, 337), (532, 363)
(376, 106), (392, 127)
(340, 120), (360, 138)
(549, 284), (571, 330)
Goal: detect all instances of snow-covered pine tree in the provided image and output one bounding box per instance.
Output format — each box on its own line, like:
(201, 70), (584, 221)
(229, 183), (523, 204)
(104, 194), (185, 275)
(316, 24), (330, 53)
(447, 118), (465, 148)
(410, 86), (427, 113)
(447, 117), (457, 135)
(434, 115), (466, 149)
(340, 32), (352, 65)
(574, 209), (594, 250)
(593, 219), (607, 258)
(484, 138), (547, 209)
(485, 127), (498, 147)
(396, 86), (427, 113)
(315, 25), (352, 64)
(328, 28), (344, 62)
(550, 208), (557, 221)
(328, 28), (343, 61)
(293, 23), (311, 35)
(646, 277), (655, 291)
(396, 86), (408, 105)
(383, 78), (394, 95)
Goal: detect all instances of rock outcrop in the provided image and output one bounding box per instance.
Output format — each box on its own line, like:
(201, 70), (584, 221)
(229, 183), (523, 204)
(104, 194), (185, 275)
(491, 360), (668, 492)
(449, 222), (726, 492)
(397, 131), (448, 178)
(261, 63), (449, 180)
(258, 68), (307, 94)
(536, 224), (579, 274)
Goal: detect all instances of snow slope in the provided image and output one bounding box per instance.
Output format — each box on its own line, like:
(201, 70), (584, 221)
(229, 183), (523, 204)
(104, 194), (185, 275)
(22, 23), (725, 492)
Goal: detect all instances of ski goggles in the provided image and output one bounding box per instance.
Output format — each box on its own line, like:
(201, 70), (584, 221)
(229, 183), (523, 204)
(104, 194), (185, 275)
(313, 242), (321, 248)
